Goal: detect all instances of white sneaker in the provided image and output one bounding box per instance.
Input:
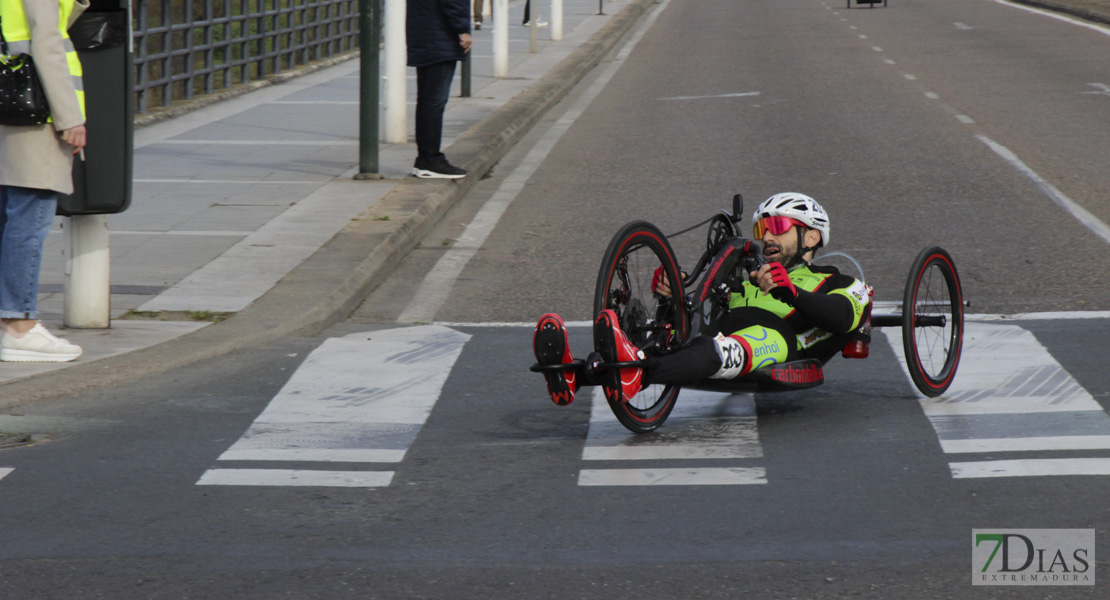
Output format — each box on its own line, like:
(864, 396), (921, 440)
(1, 323), (83, 363)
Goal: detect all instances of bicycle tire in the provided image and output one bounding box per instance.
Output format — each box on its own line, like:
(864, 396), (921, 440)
(901, 246), (964, 397)
(594, 221), (687, 433)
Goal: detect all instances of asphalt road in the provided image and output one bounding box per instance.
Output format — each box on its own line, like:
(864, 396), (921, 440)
(3, 0), (1110, 598)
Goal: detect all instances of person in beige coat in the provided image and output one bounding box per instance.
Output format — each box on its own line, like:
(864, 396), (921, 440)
(0, 0), (89, 362)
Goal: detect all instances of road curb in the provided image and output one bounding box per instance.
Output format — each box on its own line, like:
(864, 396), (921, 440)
(1009, 0), (1110, 25)
(0, 0), (657, 408)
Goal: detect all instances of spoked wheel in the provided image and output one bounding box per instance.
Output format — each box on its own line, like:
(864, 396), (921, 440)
(594, 221), (688, 433)
(902, 246), (964, 397)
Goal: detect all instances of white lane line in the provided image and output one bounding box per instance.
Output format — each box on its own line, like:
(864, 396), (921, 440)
(925, 92), (940, 99)
(197, 469), (394, 487)
(214, 326), (469, 465)
(657, 92), (760, 101)
(956, 115), (975, 124)
(0, 467), (12, 482)
(950, 458), (1110, 479)
(396, 0), (673, 324)
(579, 467), (766, 486)
(977, 135), (1110, 245)
(942, 435), (1110, 454)
(903, 74), (917, 80)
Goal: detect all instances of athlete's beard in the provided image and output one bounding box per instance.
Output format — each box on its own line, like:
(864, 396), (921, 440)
(763, 241), (801, 269)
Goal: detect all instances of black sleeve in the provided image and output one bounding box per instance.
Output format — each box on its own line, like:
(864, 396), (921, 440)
(790, 288), (856, 334)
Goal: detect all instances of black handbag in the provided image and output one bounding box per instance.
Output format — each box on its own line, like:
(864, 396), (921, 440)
(0, 16), (50, 125)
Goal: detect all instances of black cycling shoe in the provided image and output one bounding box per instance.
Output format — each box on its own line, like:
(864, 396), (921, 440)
(533, 313), (577, 405)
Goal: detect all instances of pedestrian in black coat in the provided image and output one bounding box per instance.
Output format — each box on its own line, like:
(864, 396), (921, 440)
(407, 0), (472, 178)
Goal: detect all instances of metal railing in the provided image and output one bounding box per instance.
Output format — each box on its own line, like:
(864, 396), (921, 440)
(132, 0), (360, 114)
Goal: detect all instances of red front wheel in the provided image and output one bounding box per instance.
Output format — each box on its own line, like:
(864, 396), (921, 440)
(594, 221), (687, 433)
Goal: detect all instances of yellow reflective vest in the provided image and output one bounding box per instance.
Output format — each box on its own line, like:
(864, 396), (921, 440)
(0, 0), (85, 121)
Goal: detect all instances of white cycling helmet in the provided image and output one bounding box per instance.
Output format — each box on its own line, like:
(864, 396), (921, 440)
(752, 192), (831, 248)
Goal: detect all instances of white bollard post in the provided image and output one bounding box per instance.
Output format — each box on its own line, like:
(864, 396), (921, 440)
(63, 214), (110, 329)
(493, 0), (509, 77)
(383, 0), (407, 143)
(552, 0), (563, 41)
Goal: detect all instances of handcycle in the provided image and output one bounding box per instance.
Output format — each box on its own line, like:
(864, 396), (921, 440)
(531, 194), (965, 434)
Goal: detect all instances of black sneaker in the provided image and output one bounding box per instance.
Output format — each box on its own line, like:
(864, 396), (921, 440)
(412, 157), (467, 179)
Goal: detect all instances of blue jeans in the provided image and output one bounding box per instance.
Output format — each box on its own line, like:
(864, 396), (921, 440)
(0, 185), (58, 319)
(414, 61), (458, 162)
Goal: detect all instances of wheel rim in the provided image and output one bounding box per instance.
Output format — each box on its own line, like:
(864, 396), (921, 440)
(909, 254), (963, 392)
(595, 224), (686, 430)
(603, 239), (679, 415)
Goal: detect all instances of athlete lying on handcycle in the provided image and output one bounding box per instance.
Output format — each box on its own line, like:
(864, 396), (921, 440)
(533, 192), (873, 406)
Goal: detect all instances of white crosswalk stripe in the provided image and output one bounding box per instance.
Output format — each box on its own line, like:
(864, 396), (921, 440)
(178, 318), (1110, 490)
(579, 387), (767, 486)
(884, 322), (1110, 478)
(197, 325), (470, 487)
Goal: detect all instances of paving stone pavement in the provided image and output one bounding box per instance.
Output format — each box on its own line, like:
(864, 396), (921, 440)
(0, 0), (654, 400)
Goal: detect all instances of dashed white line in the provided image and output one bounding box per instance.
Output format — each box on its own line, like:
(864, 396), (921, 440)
(0, 467), (12, 482)
(956, 114), (975, 124)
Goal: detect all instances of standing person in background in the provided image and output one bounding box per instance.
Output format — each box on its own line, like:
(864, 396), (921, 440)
(472, 0), (484, 29)
(522, 0), (547, 27)
(0, 0), (88, 363)
(407, 0), (472, 179)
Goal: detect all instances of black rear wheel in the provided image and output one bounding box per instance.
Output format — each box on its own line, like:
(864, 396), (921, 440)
(594, 221), (687, 433)
(902, 246), (964, 397)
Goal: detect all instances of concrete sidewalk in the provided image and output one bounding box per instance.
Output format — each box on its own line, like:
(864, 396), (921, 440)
(0, 0), (657, 406)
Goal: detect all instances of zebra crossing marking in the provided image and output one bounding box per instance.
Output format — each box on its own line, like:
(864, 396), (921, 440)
(198, 325), (469, 488)
(197, 469), (394, 488)
(884, 322), (1110, 479)
(579, 467), (767, 486)
(948, 458), (1110, 479)
(579, 387), (766, 486)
